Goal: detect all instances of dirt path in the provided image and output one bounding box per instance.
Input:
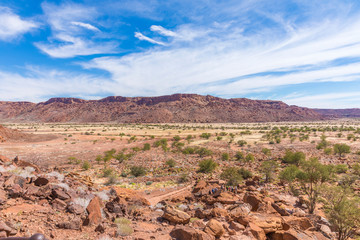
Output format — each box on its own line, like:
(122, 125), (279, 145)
(146, 184), (194, 206)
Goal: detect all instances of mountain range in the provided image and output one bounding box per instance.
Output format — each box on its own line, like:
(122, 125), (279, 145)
(0, 94), (358, 123)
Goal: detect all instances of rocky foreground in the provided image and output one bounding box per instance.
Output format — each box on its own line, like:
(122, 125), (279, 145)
(0, 155), (336, 240)
(0, 94), (323, 123)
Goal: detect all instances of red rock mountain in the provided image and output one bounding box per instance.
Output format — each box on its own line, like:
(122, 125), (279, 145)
(0, 94), (323, 123)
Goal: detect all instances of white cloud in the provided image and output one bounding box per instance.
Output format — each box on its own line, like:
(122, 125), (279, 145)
(35, 2), (117, 58)
(134, 32), (166, 45)
(0, 67), (112, 102)
(150, 25), (177, 37)
(0, 7), (37, 41)
(71, 21), (100, 32)
(283, 92), (360, 108)
(35, 34), (117, 58)
(81, 10), (360, 102)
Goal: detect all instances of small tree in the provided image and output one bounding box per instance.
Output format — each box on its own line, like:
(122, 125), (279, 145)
(279, 165), (300, 194)
(165, 159), (176, 168)
(322, 186), (360, 240)
(261, 148), (272, 157)
(296, 158), (333, 214)
(333, 144), (351, 157)
(261, 160), (278, 182)
(198, 159), (217, 173)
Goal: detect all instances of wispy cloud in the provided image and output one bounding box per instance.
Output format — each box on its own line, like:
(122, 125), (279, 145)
(71, 21), (100, 32)
(0, 7), (38, 41)
(35, 2), (118, 58)
(150, 25), (177, 37)
(134, 32), (166, 45)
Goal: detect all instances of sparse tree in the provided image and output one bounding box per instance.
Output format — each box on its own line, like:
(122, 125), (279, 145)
(322, 186), (360, 240)
(333, 144), (351, 157)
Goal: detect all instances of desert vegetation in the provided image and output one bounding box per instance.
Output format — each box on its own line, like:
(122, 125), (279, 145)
(1, 120), (360, 239)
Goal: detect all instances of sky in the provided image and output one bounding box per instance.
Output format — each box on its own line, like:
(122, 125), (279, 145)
(1, 0), (360, 108)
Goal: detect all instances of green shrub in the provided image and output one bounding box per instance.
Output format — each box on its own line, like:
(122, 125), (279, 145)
(198, 159), (217, 173)
(143, 143), (151, 151)
(221, 152), (229, 161)
(82, 160), (91, 170)
(200, 133), (211, 139)
(165, 159), (176, 168)
(245, 153), (254, 162)
(221, 167), (242, 186)
(335, 164), (348, 174)
(324, 148), (332, 155)
(237, 140), (247, 146)
(102, 168), (114, 177)
(238, 168), (253, 179)
(196, 147), (213, 157)
(235, 151), (244, 161)
(282, 150), (305, 166)
(130, 166), (147, 177)
(261, 148), (271, 156)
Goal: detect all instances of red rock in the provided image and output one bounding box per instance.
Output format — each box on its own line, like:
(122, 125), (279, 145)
(243, 193), (262, 211)
(163, 206), (191, 224)
(204, 219), (225, 238)
(245, 222), (266, 240)
(85, 196), (102, 225)
(170, 225), (215, 240)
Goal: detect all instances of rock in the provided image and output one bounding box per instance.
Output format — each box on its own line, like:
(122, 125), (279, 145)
(192, 219), (207, 229)
(85, 196), (102, 225)
(271, 203), (290, 216)
(319, 224), (334, 239)
(0, 221), (16, 237)
(229, 221), (245, 231)
(230, 203), (252, 219)
(4, 175), (26, 188)
(163, 206), (191, 224)
(105, 196), (127, 214)
(52, 198), (67, 210)
(34, 177), (49, 186)
(57, 218), (82, 230)
(0, 189), (7, 205)
(249, 213), (283, 234)
(67, 203), (84, 215)
(170, 225), (215, 240)
(245, 222), (266, 240)
(269, 228), (329, 240)
(282, 216), (313, 231)
(243, 193), (262, 211)
(51, 188), (70, 200)
(204, 219), (225, 238)
(95, 224), (105, 233)
(7, 184), (23, 198)
(211, 207), (229, 218)
(193, 180), (207, 193)
(217, 192), (239, 204)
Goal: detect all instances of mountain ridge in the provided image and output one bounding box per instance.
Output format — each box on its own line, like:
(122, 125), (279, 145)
(0, 93), (337, 123)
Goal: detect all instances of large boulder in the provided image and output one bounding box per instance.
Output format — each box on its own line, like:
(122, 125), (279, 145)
(282, 216), (313, 231)
(245, 222), (266, 240)
(163, 206), (191, 224)
(204, 219), (225, 238)
(193, 180), (207, 194)
(243, 192), (262, 211)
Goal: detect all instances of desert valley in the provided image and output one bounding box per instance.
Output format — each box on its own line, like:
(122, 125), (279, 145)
(0, 95), (360, 239)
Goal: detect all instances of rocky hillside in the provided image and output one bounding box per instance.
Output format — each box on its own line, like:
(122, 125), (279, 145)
(0, 155), (337, 240)
(0, 94), (323, 123)
(314, 108), (360, 118)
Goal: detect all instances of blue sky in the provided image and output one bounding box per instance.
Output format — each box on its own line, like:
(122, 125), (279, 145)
(1, 0), (360, 108)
